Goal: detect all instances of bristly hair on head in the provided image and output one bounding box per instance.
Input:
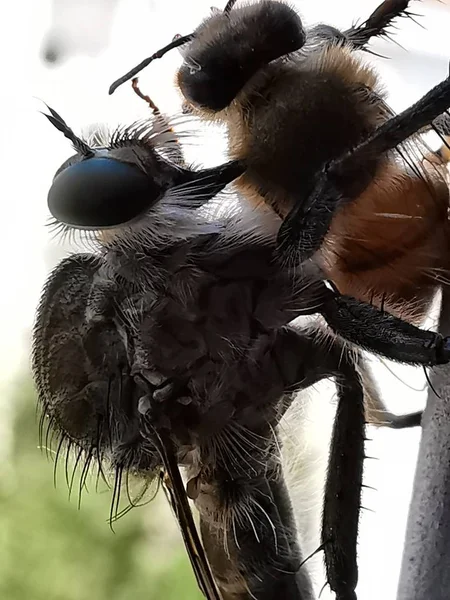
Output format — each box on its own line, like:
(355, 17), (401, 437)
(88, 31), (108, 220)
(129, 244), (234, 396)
(42, 103), (95, 158)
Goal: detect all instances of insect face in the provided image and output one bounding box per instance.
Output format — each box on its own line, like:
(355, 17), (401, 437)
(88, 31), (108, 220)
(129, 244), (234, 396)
(46, 113), (189, 230)
(44, 102), (245, 240)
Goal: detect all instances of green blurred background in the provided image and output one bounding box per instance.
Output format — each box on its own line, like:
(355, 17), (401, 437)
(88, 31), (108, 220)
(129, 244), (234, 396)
(0, 380), (201, 600)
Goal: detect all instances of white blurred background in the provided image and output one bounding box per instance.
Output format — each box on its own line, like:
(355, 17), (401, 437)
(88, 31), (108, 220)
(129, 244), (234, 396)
(1, 0), (450, 598)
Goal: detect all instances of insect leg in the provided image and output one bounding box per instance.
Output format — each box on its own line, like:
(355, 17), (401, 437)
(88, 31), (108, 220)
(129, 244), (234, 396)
(322, 352), (365, 600)
(344, 0), (417, 49)
(273, 329), (366, 600)
(179, 159), (246, 209)
(131, 77), (185, 165)
(384, 410), (422, 428)
(320, 289), (450, 366)
(277, 71), (450, 262)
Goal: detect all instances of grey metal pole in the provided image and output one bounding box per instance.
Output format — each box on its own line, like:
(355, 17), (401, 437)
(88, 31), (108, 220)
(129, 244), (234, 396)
(397, 287), (450, 600)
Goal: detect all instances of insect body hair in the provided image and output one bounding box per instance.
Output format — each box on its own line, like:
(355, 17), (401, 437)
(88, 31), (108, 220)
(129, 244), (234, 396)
(174, 3), (450, 323)
(177, 1), (306, 112)
(106, 1), (450, 328)
(39, 31), (450, 594)
(177, 21), (392, 214)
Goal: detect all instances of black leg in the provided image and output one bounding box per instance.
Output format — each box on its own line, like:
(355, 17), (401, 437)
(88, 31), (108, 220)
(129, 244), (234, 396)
(277, 71), (450, 262)
(385, 410), (422, 429)
(277, 330), (366, 600)
(344, 0), (416, 49)
(179, 159), (246, 208)
(322, 354), (365, 600)
(320, 291), (450, 366)
(270, 328), (428, 598)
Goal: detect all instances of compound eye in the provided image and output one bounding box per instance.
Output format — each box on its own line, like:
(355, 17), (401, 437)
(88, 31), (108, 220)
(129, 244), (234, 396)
(48, 157), (163, 229)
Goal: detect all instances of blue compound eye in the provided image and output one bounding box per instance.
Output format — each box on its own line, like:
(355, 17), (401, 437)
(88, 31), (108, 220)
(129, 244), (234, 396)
(48, 157), (163, 229)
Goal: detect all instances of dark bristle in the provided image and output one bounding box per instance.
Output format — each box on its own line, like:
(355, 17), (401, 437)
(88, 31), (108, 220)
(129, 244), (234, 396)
(64, 440), (73, 488)
(108, 474), (151, 524)
(404, 10), (426, 30)
(297, 543), (327, 571)
(68, 447), (84, 501)
(38, 410), (46, 449)
(424, 365), (441, 399)
(53, 434), (66, 488)
(78, 447), (94, 509)
(42, 104), (94, 157)
(109, 465), (124, 532)
(95, 457), (110, 492)
(44, 415), (55, 459)
(319, 582), (329, 599)
(344, 0), (419, 48)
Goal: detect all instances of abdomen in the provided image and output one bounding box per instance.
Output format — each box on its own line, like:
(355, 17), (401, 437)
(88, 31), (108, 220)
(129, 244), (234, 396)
(321, 160), (450, 322)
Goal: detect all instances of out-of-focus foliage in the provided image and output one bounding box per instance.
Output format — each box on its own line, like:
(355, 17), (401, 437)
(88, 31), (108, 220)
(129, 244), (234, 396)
(0, 380), (201, 600)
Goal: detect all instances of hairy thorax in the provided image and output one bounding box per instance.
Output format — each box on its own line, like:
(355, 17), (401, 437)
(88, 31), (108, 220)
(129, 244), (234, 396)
(95, 228), (318, 449)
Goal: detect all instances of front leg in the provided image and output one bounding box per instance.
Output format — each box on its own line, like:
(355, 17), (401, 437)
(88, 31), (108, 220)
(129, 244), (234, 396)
(321, 351), (365, 600)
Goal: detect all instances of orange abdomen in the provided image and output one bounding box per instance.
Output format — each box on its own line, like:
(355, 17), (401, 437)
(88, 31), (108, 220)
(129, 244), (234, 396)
(321, 161), (450, 322)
